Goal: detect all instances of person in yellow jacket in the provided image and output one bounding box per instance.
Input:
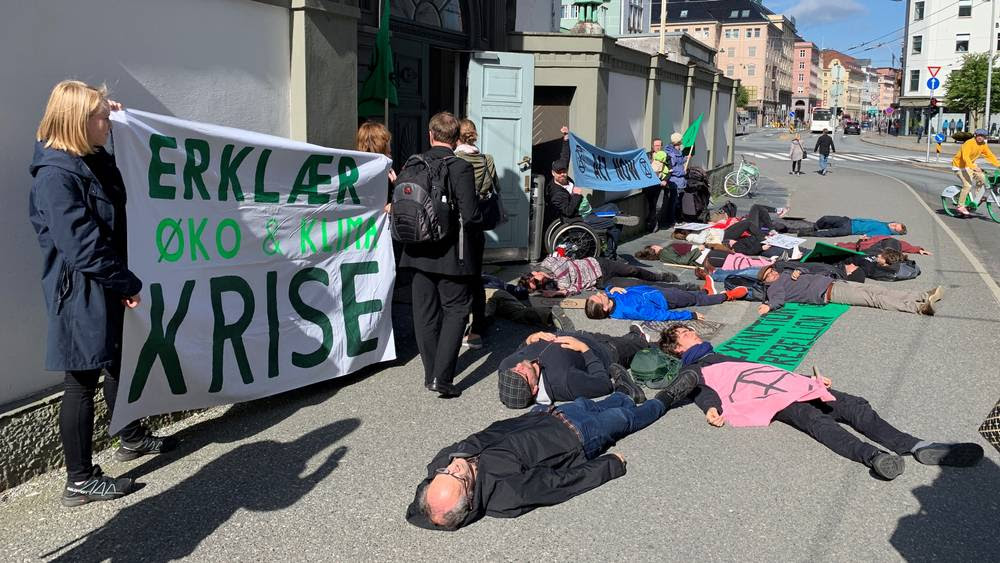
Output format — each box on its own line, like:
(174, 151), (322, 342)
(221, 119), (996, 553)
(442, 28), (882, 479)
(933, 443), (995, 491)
(952, 128), (1000, 216)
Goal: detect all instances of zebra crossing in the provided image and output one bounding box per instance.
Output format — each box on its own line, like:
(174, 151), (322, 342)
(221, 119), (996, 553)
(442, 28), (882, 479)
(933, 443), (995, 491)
(740, 151), (924, 164)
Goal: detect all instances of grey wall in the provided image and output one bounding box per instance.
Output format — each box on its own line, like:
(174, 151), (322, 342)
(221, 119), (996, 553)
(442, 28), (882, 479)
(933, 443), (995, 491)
(0, 0), (291, 405)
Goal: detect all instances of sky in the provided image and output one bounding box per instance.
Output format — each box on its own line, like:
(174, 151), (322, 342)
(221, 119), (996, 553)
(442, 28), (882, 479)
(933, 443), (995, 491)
(765, 0), (906, 67)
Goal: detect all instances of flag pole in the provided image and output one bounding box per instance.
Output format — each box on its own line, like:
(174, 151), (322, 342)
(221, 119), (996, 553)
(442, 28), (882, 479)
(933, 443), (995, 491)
(658, 1), (667, 55)
(380, 0), (388, 124)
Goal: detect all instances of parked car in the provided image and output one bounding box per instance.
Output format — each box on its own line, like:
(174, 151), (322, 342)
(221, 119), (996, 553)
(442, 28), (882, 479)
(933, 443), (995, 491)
(844, 121), (861, 135)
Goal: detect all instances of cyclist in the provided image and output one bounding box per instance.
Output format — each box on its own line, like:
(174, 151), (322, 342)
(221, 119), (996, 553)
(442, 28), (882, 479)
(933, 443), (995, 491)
(951, 128), (999, 216)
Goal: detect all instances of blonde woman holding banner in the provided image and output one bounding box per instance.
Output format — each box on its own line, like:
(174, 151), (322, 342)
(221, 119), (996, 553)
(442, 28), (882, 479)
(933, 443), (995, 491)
(29, 80), (175, 507)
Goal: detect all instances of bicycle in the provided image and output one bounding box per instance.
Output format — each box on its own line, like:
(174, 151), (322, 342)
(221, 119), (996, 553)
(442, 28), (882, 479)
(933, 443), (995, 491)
(723, 155), (760, 198)
(941, 169), (1000, 222)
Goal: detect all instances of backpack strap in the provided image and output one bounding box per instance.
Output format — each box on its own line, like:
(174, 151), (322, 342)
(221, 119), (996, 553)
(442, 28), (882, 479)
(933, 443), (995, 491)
(438, 155), (465, 265)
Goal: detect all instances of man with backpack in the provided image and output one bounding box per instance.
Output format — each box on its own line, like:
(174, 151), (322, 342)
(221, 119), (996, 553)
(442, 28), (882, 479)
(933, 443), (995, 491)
(394, 112), (483, 398)
(814, 129), (835, 175)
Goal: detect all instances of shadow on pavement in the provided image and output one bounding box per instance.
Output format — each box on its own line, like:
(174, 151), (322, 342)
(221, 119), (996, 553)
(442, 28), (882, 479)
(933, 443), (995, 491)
(45, 418), (360, 562)
(890, 455), (1000, 561)
(454, 320), (534, 393)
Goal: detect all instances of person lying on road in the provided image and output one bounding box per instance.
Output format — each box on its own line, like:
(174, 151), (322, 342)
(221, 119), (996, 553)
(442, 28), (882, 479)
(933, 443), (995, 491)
(584, 284), (747, 321)
(519, 255), (678, 297)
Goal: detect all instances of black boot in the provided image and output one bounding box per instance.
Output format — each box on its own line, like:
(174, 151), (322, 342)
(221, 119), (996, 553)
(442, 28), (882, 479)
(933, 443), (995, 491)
(609, 364), (646, 404)
(653, 370), (698, 409)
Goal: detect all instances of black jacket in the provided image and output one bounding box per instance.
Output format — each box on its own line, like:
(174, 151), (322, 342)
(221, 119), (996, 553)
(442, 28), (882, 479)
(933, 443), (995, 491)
(497, 331), (614, 405)
(814, 134), (836, 156)
(405, 411), (626, 530)
(28, 142), (142, 371)
(772, 260), (849, 280)
(543, 139), (581, 227)
(398, 146), (484, 276)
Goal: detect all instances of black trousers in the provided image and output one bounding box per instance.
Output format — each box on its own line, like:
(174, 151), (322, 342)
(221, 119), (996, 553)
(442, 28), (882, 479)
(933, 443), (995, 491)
(659, 287), (727, 307)
(791, 159), (802, 173)
(62, 367), (146, 482)
(585, 330), (649, 367)
(411, 270), (473, 386)
(642, 184), (676, 231)
(772, 390), (921, 466)
(469, 237), (488, 335)
(595, 258), (665, 288)
(806, 215), (853, 237)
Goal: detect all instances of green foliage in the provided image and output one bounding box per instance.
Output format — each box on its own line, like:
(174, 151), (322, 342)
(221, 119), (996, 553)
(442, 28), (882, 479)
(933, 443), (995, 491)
(943, 53), (1000, 127)
(736, 85), (750, 108)
(953, 131), (975, 142)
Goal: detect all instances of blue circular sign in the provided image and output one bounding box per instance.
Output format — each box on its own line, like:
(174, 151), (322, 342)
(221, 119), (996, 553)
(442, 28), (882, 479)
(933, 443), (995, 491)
(934, 132), (946, 143)
(927, 77), (940, 90)
(789, 111), (795, 117)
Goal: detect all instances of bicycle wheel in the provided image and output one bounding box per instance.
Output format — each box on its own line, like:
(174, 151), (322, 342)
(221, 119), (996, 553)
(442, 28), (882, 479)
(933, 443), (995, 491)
(550, 223), (601, 259)
(940, 185), (961, 217)
(987, 189), (1000, 223)
(724, 172), (751, 198)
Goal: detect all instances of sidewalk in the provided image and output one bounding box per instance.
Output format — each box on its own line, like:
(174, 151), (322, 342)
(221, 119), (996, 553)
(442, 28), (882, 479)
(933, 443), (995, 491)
(859, 131), (944, 153)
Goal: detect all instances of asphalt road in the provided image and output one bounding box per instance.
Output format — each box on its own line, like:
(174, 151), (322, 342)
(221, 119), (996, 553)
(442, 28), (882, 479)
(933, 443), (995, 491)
(2, 131), (998, 562)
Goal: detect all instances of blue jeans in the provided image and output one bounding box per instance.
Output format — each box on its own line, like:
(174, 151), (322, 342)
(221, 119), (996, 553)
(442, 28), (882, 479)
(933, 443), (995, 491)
(553, 393), (666, 460)
(711, 267), (762, 282)
(819, 154), (829, 172)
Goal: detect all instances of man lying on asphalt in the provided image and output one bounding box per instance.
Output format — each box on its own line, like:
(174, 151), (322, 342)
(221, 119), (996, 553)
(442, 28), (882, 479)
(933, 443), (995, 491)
(495, 330), (648, 408)
(796, 216), (907, 238)
(658, 324), (984, 480)
(757, 264), (941, 316)
(405, 385), (692, 530)
(520, 255), (679, 297)
(583, 284), (747, 321)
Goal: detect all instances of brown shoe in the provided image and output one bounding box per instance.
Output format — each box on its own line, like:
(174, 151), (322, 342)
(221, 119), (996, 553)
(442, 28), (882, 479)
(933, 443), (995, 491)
(918, 302), (935, 316)
(694, 267), (708, 280)
(924, 286), (944, 304)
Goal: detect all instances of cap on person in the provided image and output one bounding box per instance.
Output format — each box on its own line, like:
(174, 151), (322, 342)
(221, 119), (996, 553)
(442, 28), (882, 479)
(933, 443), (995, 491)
(757, 264), (775, 281)
(670, 132), (683, 145)
(975, 128), (988, 136)
(552, 158), (569, 171)
(498, 369), (534, 408)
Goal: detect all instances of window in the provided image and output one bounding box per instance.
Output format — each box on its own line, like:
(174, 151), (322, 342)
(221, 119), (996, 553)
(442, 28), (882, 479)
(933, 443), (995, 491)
(754, 28), (761, 38)
(728, 48), (734, 58)
(959, 0), (972, 17)
(799, 49), (806, 57)
(909, 69), (920, 92)
(680, 10), (688, 18)
(799, 73), (804, 82)
(742, 10), (750, 17)
(702, 28), (709, 38)
(730, 10), (739, 18)
(914, 1), (924, 20)
(798, 86), (804, 94)
(746, 28), (752, 38)
(956, 33), (970, 52)
(912, 35), (922, 54)
(748, 46), (756, 57)
(799, 62), (805, 69)
(727, 65), (735, 76)
(747, 64), (756, 76)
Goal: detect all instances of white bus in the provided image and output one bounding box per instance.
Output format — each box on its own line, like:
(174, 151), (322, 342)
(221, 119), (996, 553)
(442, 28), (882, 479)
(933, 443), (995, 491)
(810, 107), (834, 134)
(735, 110), (751, 135)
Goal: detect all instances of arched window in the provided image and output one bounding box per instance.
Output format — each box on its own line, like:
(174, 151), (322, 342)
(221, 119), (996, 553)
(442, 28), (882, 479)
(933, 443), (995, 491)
(392, 0), (463, 32)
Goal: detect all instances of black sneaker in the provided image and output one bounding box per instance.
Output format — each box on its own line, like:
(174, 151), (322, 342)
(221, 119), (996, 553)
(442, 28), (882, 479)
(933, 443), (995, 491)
(870, 452), (905, 480)
(913, 442), (984, 467)
(653, 370), (698, 408)
(609, 364), (646, 404)
(115, 434), (178, 462)
(657, 272), (680, 283)
(61, 465), (133, 507)
(550, 305), (574, 332)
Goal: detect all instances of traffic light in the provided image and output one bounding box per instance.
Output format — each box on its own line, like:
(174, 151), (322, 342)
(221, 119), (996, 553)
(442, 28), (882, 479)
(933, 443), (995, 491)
(930, 97), (938, 108)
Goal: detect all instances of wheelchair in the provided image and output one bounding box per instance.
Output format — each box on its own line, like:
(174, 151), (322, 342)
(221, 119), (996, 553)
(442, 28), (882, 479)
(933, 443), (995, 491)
(543, 217), (617, 260)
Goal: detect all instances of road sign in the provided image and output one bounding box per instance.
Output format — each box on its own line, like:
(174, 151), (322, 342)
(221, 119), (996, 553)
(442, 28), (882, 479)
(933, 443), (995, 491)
(927, 77), (941, 90)
(928, 66), (941, 78)
(788, 111), (795, 117)
(934, 132), (946, 143)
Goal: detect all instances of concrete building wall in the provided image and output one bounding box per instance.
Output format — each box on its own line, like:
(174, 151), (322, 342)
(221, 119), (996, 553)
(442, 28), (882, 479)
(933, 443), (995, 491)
(606, 72), (648, 149)
(691, 83), (713, 168)
(658, 81), (688, 137)
(516, 0), (560, 32)
(0, 0), (291, 405)
(716, 90), (733, 161)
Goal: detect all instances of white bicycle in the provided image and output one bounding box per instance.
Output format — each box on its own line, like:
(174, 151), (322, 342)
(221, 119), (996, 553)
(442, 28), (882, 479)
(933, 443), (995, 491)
(723, 155), (759, 198)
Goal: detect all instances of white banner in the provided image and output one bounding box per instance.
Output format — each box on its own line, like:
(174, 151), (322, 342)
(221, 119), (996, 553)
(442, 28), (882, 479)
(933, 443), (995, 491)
(109, 110), (395, 432)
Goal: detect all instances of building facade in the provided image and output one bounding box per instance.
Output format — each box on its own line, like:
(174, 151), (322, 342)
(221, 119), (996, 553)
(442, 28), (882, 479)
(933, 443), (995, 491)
(560, 0), (651, 36)
(649, 0), (799, 125)
(901, 0), (1000, 133)
(821, 50), (865, 121)
(875, 67), (901, 111)
(792, 41), (821, 121)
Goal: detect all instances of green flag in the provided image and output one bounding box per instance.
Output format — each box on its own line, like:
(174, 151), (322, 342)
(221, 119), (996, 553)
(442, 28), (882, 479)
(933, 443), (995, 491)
(358, 1), (397, 118)
(681, 112), (704, 157)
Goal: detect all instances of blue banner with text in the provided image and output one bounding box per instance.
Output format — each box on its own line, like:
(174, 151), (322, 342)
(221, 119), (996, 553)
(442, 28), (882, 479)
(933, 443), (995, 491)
(569, 133), (657, 191)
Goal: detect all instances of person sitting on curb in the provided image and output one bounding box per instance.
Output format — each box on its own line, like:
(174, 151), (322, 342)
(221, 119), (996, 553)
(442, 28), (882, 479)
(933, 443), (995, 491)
(657, 324), (984, 480)
(405, 383), (692, 530)
(756, 264), (941, 316)
(797, 216), (906, 238)
(584, 283), (748, 321)
(495, 329), (650, 409)
(519, 255), (678, 297)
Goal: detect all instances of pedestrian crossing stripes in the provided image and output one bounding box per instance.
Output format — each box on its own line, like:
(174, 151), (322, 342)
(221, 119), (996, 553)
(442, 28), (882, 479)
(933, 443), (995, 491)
(741, 152), (923, 163)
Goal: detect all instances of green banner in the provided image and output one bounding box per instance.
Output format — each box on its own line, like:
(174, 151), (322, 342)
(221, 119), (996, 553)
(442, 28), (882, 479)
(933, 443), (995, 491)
(715, 303), (849, 371)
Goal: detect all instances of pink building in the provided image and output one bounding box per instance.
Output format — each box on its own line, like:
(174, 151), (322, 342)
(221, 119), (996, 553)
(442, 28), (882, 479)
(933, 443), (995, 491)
(792, 41), (820, 123)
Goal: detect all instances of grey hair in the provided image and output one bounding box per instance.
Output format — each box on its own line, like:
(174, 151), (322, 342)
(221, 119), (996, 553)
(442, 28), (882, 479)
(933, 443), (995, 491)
(417, 480), (472, 530)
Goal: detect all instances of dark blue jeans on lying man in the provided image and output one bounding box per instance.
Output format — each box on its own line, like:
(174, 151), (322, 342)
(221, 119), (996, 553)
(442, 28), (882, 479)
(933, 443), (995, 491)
(537, 393), (666, 460)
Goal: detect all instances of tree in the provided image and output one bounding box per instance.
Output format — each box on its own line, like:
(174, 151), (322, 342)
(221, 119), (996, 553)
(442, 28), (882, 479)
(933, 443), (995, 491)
(943, 53), (1000, 128)
(736, 84), (750, 108)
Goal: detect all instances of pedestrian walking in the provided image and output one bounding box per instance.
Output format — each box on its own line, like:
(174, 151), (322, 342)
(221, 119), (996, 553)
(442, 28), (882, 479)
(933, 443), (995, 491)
(916, 124), (924, 144)
(814, 128), (835, 175)
(29, 80), (176, 507)
(789, 134), (805, 175)
(397, 112), (483, 398)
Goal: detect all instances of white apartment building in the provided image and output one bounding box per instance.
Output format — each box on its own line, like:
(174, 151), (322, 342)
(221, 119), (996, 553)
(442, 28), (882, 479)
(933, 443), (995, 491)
(901, 0), (1000, 134)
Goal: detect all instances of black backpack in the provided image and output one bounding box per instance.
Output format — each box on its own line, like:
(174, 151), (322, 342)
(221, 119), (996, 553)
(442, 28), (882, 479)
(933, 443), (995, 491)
(723, 274), (767, 302)
(391, 155), (458, 244)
